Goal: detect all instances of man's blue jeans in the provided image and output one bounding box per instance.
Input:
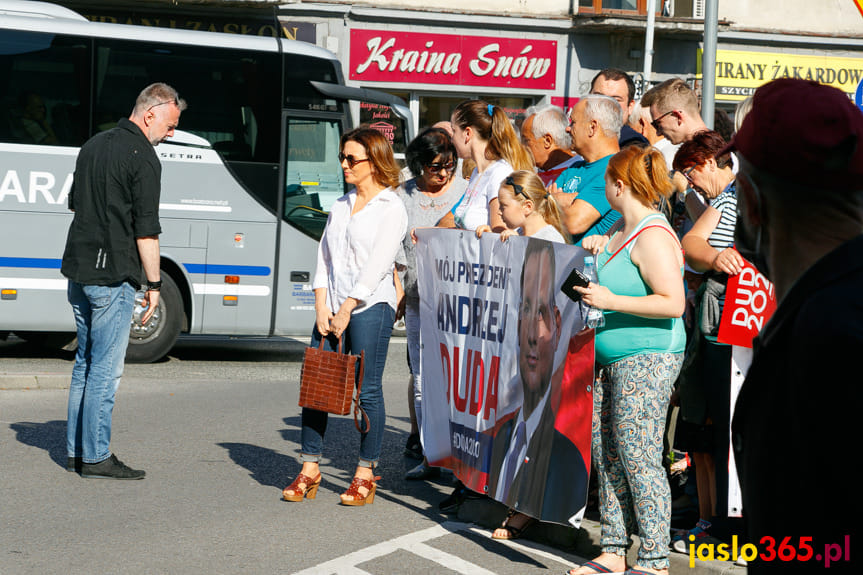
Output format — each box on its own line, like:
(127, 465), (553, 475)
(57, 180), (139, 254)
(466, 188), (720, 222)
(301, 302), (394, 468)
(66, 281), (135, 463)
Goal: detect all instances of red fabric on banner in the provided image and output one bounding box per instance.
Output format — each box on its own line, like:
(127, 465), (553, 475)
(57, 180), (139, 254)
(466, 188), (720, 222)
(552, 330), (594, 470)
(717, 260), (777, 348)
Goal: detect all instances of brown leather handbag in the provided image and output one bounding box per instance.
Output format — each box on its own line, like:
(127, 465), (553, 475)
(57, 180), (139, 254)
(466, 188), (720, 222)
(298, 337), (369, 432)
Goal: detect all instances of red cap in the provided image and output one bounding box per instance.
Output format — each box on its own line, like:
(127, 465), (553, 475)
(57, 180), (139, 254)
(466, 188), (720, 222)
(721, 78), (863, 190)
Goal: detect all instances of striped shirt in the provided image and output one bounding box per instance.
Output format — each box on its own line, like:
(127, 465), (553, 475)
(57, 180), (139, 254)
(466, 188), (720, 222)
(707, 181), (737, 250)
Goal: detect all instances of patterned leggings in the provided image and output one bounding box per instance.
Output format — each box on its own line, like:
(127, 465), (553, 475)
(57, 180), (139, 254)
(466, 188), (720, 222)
(592, 352), (683, 570)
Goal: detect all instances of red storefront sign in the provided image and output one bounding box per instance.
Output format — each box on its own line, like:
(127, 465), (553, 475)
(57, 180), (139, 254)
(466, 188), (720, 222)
(717, 258), (777, 348)
(350, 29), (556, 90)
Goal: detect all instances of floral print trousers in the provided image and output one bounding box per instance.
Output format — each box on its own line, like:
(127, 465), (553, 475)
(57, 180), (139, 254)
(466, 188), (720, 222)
(592, 352), (684, 570)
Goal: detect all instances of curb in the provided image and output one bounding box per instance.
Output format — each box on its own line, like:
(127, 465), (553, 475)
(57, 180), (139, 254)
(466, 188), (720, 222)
(0, 373), (68, 390)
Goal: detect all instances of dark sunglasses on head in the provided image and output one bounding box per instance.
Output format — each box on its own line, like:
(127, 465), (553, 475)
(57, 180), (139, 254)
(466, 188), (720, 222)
(504, 175), (529, 199)
(425, 161), (455, 175)
(146, 100), (178, 113)
(338, 152), (370, 168)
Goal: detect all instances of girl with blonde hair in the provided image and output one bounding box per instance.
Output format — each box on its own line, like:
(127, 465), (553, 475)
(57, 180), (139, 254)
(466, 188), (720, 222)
(476, 170), (568, 243)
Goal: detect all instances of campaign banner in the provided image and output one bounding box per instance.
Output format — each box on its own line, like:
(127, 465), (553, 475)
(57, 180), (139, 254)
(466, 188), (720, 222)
(415, 228), (593, 527)
(719, 258), (775, 517)
(717, 259), (777, 348)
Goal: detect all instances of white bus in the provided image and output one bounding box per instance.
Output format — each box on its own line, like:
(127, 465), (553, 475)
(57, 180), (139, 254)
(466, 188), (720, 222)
(0, 0), (412, 362)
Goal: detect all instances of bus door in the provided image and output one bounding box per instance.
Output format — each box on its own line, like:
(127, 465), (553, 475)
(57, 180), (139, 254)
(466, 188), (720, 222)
(272, 112), (343, 336)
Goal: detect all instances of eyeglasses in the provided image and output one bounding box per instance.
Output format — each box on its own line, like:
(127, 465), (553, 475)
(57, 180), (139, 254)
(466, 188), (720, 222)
(338, 153), (370, 168)
(651, 109), (676, 131)
(680, 165), (697, 186)
(505, 175), (529, 199)
(146, 100), (177, 114)
(425, 161), (454, 175)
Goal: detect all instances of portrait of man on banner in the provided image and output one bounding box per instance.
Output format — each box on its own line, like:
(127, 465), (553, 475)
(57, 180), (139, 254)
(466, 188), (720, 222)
(415, 228), (593, 527)
(487, 238), (590, 525)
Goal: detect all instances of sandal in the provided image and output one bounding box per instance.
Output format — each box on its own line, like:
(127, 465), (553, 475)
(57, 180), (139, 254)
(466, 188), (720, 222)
(340, 475), (380, 506)
(565, 559), (616, 574)
(491, 508), (536, 540)
(282, 472), (321, 502)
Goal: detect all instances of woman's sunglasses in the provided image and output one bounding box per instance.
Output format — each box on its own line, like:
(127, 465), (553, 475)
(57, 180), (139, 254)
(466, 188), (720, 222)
(339, 153), (370, 168)
(425, 161), (455, 175)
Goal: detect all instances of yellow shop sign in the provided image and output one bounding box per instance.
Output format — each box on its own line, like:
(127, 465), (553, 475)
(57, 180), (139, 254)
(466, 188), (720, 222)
(697, 49), (863, 101)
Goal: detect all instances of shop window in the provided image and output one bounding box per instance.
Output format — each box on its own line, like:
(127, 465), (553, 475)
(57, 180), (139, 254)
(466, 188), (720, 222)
(358, 91), (409, 160)
(419, 94), (536, 132)
(579, 0), (655, 14)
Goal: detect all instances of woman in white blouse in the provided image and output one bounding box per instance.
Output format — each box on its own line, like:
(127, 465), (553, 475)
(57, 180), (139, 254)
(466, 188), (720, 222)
(439, 100), (533, 232)
(283, 127), (407, 507)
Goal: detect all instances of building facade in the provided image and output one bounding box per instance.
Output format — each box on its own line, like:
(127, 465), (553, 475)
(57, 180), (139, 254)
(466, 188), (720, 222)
(56, 0), (863, 133)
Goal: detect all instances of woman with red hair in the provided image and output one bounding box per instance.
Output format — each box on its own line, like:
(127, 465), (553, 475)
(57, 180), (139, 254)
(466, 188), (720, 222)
(668, 130), (745, 554)
(567, 145), (686, 575)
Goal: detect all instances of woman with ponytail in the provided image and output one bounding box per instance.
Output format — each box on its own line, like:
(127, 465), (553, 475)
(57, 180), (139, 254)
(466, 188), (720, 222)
(442, 100), (533, 232)
(565, 145), (686, 575)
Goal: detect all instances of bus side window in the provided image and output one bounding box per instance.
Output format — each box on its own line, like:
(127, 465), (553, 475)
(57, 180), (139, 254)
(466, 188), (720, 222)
(93, 39), (281, 211)
(0, 31), (90, 147)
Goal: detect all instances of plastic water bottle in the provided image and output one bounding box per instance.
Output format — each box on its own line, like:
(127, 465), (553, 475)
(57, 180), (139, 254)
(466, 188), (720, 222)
(583, 256), (605, 329)
(132, 291), (149, 324)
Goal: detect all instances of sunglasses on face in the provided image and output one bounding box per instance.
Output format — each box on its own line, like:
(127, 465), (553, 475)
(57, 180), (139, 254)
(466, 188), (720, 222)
(505, 175), (529, 199)
(339, 153), (370, 168)
(425, 161), (454, 175)
(651, 109), (676, 131)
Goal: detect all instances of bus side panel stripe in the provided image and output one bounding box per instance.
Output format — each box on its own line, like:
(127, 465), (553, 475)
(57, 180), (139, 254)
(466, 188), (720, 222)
(183, 263), (271, 276)
(0, 257), (62, 269)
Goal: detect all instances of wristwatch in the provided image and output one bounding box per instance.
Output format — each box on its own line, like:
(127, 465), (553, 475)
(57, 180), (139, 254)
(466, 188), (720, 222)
(146, 280), (162, 292)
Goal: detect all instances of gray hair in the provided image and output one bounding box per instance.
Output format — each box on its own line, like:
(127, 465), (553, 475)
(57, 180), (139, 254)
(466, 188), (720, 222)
(582, 94), (622, 139)
(734, 96), (754, 134)
(133, 83), (187, 116)
(629, 99), (651, 127)
(525, 104), (571, 149)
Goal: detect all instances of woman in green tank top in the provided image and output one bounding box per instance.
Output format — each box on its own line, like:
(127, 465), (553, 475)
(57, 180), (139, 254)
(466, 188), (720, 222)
(566, 146), (685, 575)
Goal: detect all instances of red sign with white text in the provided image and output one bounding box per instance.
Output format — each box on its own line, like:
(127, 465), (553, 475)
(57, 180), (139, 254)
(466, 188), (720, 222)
(717, 259), (777, 348)
(350, 29), (557, 90)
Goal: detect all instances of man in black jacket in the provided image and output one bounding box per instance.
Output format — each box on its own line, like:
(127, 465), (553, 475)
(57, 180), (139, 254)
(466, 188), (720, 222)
(62, 83), (185, 480)
(731, 78), (862, 573)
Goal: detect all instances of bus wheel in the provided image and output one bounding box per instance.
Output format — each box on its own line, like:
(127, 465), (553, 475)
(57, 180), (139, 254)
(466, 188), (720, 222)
(126, 273), (183, 364)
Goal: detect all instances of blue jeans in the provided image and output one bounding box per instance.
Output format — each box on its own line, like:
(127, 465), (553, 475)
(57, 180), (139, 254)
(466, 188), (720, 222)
(66, 281), (135, 463)
(301, 302), (394, 468)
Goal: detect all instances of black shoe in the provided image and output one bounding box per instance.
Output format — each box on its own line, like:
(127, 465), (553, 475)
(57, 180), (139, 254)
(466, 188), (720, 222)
(66, 457), (82, 473)
(405, 462), (441, 480)
(404, 433), (423, 460)
(80, 454), (145, 480)
(439, 481), (471, 514)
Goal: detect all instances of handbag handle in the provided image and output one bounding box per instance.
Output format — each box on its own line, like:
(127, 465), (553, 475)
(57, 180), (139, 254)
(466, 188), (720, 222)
(322, 334), (370, 433)
(353, 351), (370, 433)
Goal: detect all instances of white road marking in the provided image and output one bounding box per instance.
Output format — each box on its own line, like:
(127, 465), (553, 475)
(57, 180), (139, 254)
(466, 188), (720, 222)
(290, 520), (581, 575)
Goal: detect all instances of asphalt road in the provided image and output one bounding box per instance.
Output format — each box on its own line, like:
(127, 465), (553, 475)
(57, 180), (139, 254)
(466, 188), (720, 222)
(0, 334), (598, 575)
